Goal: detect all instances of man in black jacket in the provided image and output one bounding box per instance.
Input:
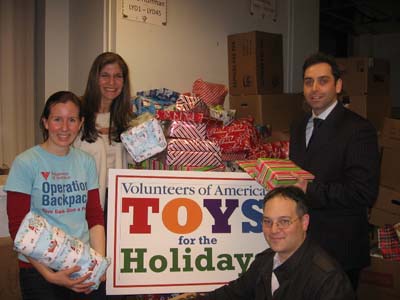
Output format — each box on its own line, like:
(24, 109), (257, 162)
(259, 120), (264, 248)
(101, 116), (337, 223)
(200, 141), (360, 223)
(289, 52), (380, 290)
(175, 186), (354, 300)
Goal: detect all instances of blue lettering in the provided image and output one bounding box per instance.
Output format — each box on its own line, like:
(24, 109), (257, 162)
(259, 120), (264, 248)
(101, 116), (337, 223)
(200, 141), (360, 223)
(241, 199), (263, 233)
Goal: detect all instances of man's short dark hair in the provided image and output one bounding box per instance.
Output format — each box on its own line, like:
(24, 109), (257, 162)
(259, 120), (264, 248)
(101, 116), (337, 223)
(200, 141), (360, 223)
(302, 52), (341, 82)
(263, 186), (309, 217)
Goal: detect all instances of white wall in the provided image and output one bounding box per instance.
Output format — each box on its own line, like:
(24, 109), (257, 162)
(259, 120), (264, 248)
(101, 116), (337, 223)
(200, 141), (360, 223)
(44, 0), (320, 100)
(288, 0), (319, 92)
(112, 0), (290, 95)
(44, 0), (70, 100)
(69, 0), (105, 96)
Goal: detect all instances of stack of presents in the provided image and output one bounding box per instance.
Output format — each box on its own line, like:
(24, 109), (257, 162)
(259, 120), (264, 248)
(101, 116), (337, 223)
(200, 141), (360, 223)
(124, 31), (311, 194)
(119, 31), (313, 300)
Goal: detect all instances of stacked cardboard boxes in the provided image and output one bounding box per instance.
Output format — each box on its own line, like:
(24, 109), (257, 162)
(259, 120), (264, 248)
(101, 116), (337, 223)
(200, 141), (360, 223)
(370, 118), (400, 226)
(227, 31), (304, 131)
(336, 57), (391, 131)
(358, 118), (400, 299)
(229, 94), (304, 131)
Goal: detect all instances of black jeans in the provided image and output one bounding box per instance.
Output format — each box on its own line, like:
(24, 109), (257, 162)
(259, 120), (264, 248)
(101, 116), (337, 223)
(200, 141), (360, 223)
(19, 267), (106, 300)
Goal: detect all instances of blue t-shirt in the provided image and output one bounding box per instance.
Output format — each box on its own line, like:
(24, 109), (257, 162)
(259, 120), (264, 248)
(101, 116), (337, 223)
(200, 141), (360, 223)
(5, 145), (98, 245)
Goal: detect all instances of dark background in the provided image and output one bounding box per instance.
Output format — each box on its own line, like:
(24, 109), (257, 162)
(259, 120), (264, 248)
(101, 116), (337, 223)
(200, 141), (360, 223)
(320, 0), (400, 56)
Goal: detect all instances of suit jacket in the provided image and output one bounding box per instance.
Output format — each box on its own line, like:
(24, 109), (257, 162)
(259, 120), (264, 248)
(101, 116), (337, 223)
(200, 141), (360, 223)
(289, 103), (380, 270)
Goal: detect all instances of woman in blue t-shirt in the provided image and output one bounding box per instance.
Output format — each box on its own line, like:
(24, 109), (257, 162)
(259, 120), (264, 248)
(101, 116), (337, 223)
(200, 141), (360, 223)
(5, 91), (106, 300)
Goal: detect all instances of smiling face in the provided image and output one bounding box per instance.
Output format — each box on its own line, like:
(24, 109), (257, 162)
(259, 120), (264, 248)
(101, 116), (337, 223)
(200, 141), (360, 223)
(263, 195), (309, 262)
(303, 62), (342, 116)
(42, 101), (83, 155)
(98, 63), (124, 106)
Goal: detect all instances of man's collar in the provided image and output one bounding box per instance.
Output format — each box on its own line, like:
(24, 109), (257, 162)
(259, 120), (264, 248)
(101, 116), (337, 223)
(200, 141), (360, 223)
(312, 100), (338, 121)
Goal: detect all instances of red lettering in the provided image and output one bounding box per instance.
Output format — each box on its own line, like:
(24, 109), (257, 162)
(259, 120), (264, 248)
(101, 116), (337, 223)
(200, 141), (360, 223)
(122, 197), (159, 233)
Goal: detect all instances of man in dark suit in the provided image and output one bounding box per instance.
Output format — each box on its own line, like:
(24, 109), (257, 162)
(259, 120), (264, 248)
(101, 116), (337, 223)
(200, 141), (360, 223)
(289, 52), (380, 291)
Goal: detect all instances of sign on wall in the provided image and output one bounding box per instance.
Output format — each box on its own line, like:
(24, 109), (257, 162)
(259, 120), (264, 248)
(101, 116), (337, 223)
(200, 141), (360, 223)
(106, 169), (268, 295)
(122, 0), (167, 26)
(250, 0), (277, 21)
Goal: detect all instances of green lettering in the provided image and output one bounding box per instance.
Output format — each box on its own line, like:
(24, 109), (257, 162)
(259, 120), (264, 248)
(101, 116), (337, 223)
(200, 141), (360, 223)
(195, 247), (215, 271)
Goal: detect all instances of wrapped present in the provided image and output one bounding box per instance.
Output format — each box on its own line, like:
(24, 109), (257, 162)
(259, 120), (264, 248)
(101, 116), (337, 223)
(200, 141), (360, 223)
(14, 211), (110, 290)
(248, 141), (289, 160)
(209, 105), (235, 126)
(221, 151), (248, 162)
(168, 121), (207, 140)
(167, 150), (222, 167)
(207, 118), (259, 153)
(256, 158), (314, 189)
(236, 160), (258, 178)
(167, 138), (220, 153)
(192, 78), (228, 106)
(137, 88), (180, 103)
(130, 157), (225, 172)
(378, 224), (400, 261)
(155, 110), (203, 123)
(134, 96), (175, 116)
(121, 118), (167, 162)
(175, 94), (209, 115)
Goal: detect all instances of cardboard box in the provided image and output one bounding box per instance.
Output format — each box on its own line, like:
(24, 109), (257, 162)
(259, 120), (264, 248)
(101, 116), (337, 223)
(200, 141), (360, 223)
(228, 31), (283, 95)
(358, 283), (400, 300)
(229, 93), (304, 130)
(374, 186), (400, 215)
(336, 57), (390, 96)
(369, 208), (400, 227)
(358, 257), (400, 298)
(380, 118), (400, 149)
(0, 237), (21, 300)
(341, 94), (391, 131)
(380, 148), (400, 191)
(0, 175), (7, 185)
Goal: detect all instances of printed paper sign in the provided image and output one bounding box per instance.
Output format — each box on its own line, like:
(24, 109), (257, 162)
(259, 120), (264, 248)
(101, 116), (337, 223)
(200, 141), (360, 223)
(106, 169), (268, 295)
(122, 0), (167, 26)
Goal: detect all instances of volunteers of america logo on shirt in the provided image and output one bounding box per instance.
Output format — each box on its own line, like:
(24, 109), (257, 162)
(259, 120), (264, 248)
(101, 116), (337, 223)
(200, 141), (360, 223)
(41, 172), (71, 181)
(41, 171), (50, 180)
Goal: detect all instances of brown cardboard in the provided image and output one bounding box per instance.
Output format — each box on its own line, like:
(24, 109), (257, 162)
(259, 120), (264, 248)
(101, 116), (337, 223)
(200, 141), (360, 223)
(358, 284), (400, 300)
(380, 148), (400, 191)
(380, 118), (400, 149)
(228, 31), (283, 95)
(374, 186), (400, 215)
(358, 257), (400, 297)
(336, 57), (390, 96)
(229, 93), (305, 130)
(0, 175), (7, 186)
(369, 208), (400, 227)
(0, 237), (22, 300)
(341, 95), (391, 131)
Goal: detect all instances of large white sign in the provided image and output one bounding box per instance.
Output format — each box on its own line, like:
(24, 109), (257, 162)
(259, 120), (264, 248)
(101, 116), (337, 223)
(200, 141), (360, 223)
(106, 169), (268, 295)
(122, 0), (167, 26)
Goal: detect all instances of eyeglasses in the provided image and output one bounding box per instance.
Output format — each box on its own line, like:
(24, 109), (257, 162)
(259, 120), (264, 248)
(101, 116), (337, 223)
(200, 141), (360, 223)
(262, 217), (299, 230)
